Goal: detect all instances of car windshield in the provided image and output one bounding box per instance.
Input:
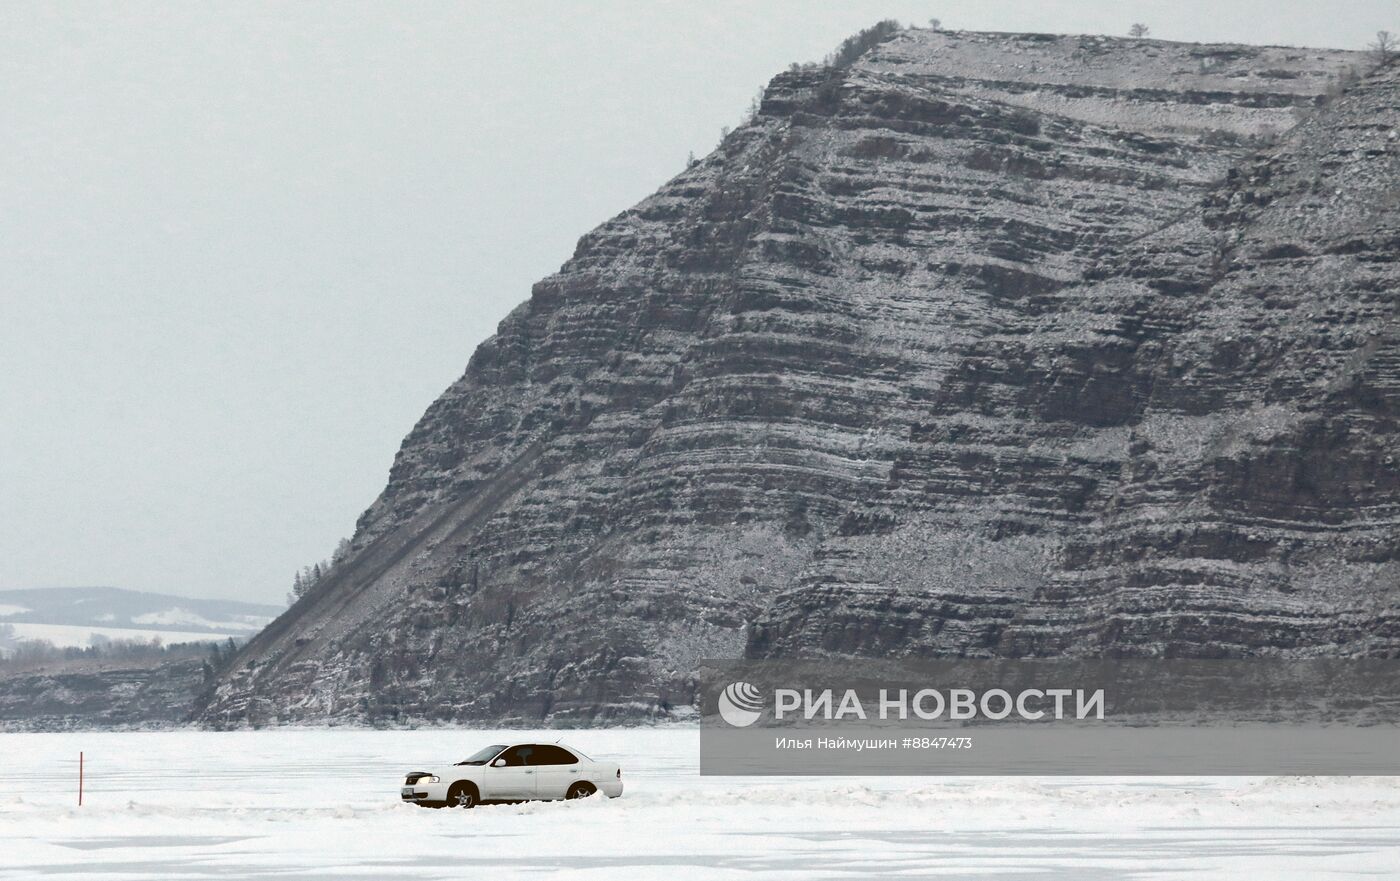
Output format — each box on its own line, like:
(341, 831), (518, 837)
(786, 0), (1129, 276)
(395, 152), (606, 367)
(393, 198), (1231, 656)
(456, 744), (508, 765)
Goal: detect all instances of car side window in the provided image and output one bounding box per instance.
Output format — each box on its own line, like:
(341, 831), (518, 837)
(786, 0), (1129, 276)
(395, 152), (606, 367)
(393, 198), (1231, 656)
(531, 745), (578, 765)
(497, 745), (533, 767)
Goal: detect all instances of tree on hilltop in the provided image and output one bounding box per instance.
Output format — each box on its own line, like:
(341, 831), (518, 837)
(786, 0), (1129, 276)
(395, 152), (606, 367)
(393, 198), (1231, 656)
(1370, 30), (1396, 66)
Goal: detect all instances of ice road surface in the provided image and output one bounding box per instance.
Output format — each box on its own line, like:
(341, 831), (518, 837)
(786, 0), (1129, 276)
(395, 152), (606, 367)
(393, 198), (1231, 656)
(2, 729), (1398, 879)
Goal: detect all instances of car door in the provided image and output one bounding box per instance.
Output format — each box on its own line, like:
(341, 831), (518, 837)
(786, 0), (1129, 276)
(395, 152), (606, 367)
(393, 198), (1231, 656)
(482, 745), (537, 800)
(531, 744), (580, 798)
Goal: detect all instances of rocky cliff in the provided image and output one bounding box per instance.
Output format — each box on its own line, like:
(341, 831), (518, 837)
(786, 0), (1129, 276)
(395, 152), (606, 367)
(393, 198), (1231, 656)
(204, 30), (1398, 726)
(0, 658), (207, 731)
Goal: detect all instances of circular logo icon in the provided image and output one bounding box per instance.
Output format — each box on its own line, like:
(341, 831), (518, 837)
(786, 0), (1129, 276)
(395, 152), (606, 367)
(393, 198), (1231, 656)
(717, 681), (764, 727)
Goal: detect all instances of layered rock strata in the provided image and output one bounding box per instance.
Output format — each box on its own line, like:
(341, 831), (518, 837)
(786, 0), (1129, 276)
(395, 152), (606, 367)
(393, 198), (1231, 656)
(204, 31), (1396, 725)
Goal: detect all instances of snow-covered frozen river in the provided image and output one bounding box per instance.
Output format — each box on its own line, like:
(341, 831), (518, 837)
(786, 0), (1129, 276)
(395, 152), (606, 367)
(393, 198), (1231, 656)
(2, 729), (1398, 879)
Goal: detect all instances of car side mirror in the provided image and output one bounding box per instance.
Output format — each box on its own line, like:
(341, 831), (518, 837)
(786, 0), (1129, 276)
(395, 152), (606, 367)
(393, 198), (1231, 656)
(492, 758), (506, 767)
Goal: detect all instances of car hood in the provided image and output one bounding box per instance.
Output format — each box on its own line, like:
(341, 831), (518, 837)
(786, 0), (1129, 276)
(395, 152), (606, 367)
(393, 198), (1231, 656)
(439, 764), (486, 776)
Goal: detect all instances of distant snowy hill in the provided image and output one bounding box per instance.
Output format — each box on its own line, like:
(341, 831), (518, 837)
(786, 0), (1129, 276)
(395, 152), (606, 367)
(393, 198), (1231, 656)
(0, 587), (282, 650)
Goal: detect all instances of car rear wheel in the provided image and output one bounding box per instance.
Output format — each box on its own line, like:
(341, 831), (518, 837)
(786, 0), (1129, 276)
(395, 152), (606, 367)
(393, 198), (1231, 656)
(566, 781), (597, 800)
(447, 783), (478, 809)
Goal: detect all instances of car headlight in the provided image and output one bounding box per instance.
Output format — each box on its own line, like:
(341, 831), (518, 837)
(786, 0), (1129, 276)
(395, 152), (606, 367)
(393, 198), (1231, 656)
(418, 775), (439, 784)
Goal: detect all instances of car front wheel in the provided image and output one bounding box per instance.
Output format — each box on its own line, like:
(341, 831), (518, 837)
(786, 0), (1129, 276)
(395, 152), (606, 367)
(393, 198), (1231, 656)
(447, 783), (478, 809)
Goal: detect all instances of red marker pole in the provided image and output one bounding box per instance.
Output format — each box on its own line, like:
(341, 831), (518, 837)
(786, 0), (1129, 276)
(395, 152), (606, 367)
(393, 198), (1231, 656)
(78, 751), (83, 807)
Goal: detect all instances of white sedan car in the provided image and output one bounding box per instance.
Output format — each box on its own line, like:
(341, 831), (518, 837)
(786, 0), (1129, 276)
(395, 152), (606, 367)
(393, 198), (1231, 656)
(401, 742), (623, 808)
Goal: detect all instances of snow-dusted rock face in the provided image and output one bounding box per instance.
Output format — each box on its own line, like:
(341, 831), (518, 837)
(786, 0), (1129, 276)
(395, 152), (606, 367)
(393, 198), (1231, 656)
(205, 31), (1398, 726)
(0, 659), (207, 730)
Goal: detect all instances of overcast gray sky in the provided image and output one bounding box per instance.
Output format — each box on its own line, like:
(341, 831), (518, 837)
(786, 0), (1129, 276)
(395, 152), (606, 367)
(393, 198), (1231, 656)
(2, 1), (1395, 604)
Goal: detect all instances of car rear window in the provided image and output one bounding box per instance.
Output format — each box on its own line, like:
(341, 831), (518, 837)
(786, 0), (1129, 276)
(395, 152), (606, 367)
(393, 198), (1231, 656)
(530, 745), (578, 765)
